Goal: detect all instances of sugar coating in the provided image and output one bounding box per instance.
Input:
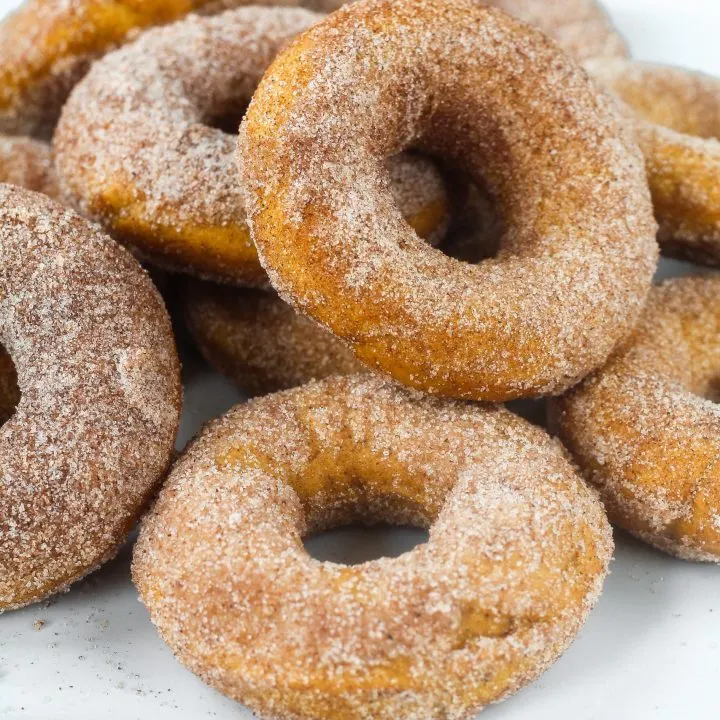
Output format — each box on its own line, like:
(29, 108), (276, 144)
(0, 135), (58, 199)
(0, 185), (182, 611)
(183, 281), (367, 395)
(587, 59), (720, 265)
(310, 0), (628, 60)
(549, 275), (720, 562)
(0, 0), (306, 139)
(239, 0), (659, 402)
(134, 374), (612, 719)
(53, 6), (450, 285)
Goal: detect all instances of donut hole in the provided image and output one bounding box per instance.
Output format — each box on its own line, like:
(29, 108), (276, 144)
(281, 452), (443, 565)
(0, 346), (20, 425)
(204, 102), (250, 137)
(303, 524), (430, 565)
(701, 376), (720, 403)
(440, 183), (505, 263)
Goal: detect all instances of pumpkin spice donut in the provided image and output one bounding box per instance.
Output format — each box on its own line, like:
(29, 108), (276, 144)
(587, 59), (720, 265)
(0, 0), (309, 139)
(53, 7), (451, 286)
(183, 281), (366, 395)
(0, 185), (181, 612)
(133, 374), (612, 719)
(549, 276), (720, 562)
(239, 0), (658, 402)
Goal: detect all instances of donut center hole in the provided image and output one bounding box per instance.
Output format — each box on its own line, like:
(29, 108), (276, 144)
(702, 376), (720, 403)
(440, 183), (505, 263)
(0, 346), (20, 426)
(204, 101), (250, 136)
(303, 524), (429, 566)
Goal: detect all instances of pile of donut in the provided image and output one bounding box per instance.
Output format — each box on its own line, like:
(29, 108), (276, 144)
(0, 0), (718, 717)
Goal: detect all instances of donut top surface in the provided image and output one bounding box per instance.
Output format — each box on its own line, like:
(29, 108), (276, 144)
(610, 276), (720, 395)
(0, 184), (181, 610)
(239, 0), (658, 401)
(484, 0), (628, 60)
(312, 0), (629, 60)
(134, 374), (612, 718)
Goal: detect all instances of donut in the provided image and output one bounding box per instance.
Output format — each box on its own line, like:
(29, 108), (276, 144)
(0, 185), (181, 611)
(0, 0), (310, 139)
(0, 135), (58, 198)
(239, 0), (658, 402)
(549, 275), (720, 562)
(587, 59), (720, 265)
(310, 0), (628, 60)
(53, 7), (451, 286)
(183, 281), (366, 395)
(133, 374), (612, 719)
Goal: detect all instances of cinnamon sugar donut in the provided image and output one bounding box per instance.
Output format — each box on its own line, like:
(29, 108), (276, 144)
(0, 0), (307, 139)
(183, 281), (366, 395)
(312, 0), (628, 60)
(587, 59), (720, 265)
(53, 7), (451, 286)
(133, 374), (612, 719)
(549, 276), (720, 562)
(0, 135), (58, 198)
(0, 185), (181, 611)
(239, 0), (658, 402)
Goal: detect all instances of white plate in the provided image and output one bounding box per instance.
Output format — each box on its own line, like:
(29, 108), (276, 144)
(1, 1), (719, 718)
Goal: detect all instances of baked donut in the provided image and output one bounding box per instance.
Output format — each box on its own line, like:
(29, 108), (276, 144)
(133, 374), (612, 719)
(587, 59), (720, 265)
(0, 0), (308, 139)
(0, 135), (58, 198)
(0, 185), (181, 611)
(183, 281), (366, 395)
(239, 0), (658, 402)
(53, 7), (451, 286)
(310, 0), (628, 60)
(549, 276), (720, 562)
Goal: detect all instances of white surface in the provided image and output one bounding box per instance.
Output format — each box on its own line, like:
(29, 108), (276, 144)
(1, 1), (720, 719)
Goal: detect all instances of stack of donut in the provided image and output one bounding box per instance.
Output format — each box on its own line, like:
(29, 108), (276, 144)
(0, 0), (718, 717)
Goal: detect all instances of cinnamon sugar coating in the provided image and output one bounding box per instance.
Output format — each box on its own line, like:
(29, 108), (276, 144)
(0, 135), (58, 199)
(53, 6), (451, 286)
(133, 374), (612, 719)
(0, 0), (307, 139)
(549, 276), (720, 562)
(239, 0), (658, 402)
(0, 185), (181, 611)
(312, 0), (629, 60)
(183, 281), (367, 395)
(587, 59), (720, 265)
